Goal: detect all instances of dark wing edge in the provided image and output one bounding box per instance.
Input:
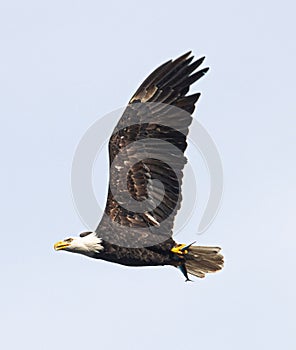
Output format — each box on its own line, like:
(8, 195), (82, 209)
(130, 51), (209, 113)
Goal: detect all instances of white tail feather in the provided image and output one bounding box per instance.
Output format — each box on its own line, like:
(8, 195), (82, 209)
(186, 246), (224, 278)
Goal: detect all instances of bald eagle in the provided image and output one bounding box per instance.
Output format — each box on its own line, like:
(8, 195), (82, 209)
(54, 52), (224, 281)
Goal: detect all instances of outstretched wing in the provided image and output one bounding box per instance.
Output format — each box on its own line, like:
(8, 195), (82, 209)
(96, 52), (209, 248)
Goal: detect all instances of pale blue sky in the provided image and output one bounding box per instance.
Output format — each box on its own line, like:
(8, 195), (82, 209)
(0, 1), (295, 349)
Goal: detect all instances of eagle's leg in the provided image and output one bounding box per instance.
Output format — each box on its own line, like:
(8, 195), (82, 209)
(178, 264), (193, 282)
(171, 242), (196, 255)
(171, 243), (196, 281)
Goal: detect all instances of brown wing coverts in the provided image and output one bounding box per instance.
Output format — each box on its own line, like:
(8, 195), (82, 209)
(96, 52), (208, 248)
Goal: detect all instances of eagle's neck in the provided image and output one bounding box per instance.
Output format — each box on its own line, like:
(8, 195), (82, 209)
(71, 232), (104, 257)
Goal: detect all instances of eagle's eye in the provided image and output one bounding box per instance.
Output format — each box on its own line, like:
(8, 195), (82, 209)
(64, 238), (73, 243)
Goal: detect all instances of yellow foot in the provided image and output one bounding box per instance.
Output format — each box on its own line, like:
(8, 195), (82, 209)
(171, 243), (189, 255)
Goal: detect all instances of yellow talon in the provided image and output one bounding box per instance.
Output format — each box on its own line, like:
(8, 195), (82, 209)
(171, 244), (188, 255)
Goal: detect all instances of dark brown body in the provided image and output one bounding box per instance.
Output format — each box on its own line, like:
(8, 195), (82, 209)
(95, 239), (182, 267)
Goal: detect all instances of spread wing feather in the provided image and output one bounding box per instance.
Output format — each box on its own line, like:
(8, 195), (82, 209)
(96, 52), (208, 248)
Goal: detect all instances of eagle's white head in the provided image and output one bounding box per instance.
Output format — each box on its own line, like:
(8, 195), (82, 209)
(54, 231), (103, 257)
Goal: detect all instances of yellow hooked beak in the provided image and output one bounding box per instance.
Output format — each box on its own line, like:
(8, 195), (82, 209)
(54, 240), (71, 251)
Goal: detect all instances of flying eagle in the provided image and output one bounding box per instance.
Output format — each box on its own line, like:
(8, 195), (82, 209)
(54, 52), (224, 281)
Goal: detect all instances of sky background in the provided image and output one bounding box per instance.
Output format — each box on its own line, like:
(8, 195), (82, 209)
(0, 1), (295, 349)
